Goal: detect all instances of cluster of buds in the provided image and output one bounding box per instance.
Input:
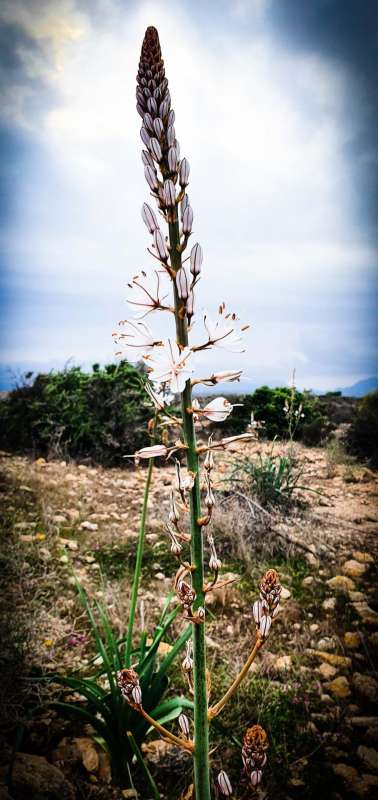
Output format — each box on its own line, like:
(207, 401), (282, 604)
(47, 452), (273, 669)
(253, 568), (281, 640)
(117, 668), (142, 708)
(242, 725), (269, 789)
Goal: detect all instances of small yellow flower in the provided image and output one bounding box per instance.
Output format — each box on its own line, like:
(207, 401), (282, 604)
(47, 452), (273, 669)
(43, 638), (53, 648)
(35, 533), (46, 542)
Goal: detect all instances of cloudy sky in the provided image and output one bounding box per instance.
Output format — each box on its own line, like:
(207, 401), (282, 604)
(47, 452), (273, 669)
(0, 0), (377, 391)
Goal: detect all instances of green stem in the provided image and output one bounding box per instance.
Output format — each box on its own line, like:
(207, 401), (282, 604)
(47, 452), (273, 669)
(125, 456), (154, 667)
(168, 215), (211, 800)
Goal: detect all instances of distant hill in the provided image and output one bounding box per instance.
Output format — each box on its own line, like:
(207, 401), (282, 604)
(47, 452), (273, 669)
(337, 377), (378, 397)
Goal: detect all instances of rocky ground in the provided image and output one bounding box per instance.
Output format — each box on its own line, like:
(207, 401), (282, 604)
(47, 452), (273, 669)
(0, 439), (377, 799)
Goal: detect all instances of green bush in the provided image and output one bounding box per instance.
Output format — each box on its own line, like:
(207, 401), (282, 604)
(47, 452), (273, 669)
(216, 385), (324, 441)
(347, 390), (378, 466)
(0, 361), (151, 465)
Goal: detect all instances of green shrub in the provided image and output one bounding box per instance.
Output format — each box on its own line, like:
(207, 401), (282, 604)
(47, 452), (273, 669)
(347, 390), (378, 466)
(0, 361), (151, 465)
(228, 452), (305, 508)
(216, 385), (324, 441)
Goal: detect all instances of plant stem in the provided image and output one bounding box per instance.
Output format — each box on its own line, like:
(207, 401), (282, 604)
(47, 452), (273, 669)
(208, 639), (262, 720)
(139, 707), (194, 753)
(125, 457), (154, 667)
(127, 731), (162, 799)
(168, 216), (211, 800)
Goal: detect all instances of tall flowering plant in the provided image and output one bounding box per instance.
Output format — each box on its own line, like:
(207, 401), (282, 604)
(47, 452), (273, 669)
(115, 27), (282, 798)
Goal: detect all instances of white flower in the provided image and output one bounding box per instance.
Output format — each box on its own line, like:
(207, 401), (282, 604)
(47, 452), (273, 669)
(203, 307), (249, 353)
(126, 270), (169, 318)
(145, 340), (194, 393)
(200, 397), (233, 422)
(145, 382), (173, 410)
(116, 320), (162, 356)
(135, 444), (168, 459)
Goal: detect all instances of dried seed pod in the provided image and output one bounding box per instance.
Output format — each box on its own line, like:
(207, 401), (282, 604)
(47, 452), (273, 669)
(140, 126), (150, 147)
(144, 165), (159, 192)
(170, 539), (183, 556)
(141, 203), (158, 233)
(178, 713), (190, 737)
(153, 229), (169, 261)
(217, 770), (233, 796)
(164, 179), (176, 208)
(182, 205), (193, 234)
(168, 146), (178, 172)
(149, 137), (162, 162)
(176, 267), (190, 300)
(190, 242), (203, 277)
(169, 490), (180, 524)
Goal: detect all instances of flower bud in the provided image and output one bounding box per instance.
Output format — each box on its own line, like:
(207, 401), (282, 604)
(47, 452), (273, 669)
(182, 205), (193, 234)
(141, 149), (154, 169)
(259, 614), (272, 639)
(182, 654), (193, 672)
(140, 126), (150, 147)
(209, 554), (222, 572)
(153, 117), (164, 138)
(137, 102), (145, 117)
(141, 203), (158, 234)
(159, 99), (170, 118)
(149, 137), (162, 162)
(175, 140), (181, 160)
(168, 146), (178, 172)
(164, 179), (176, 208)
(176, 267), (190, 300)
(250, 770), (262, 787)
(186, 291), (194, 320)
(179, 157), (190, 187)
(217, 770), (233, 796)
(170, 539), (183, 556)
(153, 229), (169, 261)
(168, 109), (175, 126)
(252, 600), (263, 625)
(190, 243), (203, 277)
(178, 713), (190, 738)
(197, 606), (205, 621)
(204, 448), (214, 472)
(167, 124), (176, 147)
(147, 96), (157, 114)
(135, 444), (167, 459)
(131, 684), (142, 705)
(143, 112), (154, 132)
(181, 194), (189, 220)
(144, 165), (159, 192)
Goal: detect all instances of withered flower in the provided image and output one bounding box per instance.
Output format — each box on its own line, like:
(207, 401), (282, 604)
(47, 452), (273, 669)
(117, 668), (142, 708)
(242, 724), (268, 789)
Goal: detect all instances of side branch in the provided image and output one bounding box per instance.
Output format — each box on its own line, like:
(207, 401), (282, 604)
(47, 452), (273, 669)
(208, 638), (262, 721)
(139, 707), (194, 753)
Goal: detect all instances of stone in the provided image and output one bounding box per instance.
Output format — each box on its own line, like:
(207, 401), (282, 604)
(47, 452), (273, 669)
(310, 623), (319, 633)
(349, 591), (365, 601)
(306, 649), (351, 668)
(327, 575), (355, 592)
(322, 597), (337, 612)
(302, 576), (315, 588)
(344, 631), (361, 649)
(274, 655), (292, 673)
(280, 586), (291, 601)
(353, 551), (374, 564)
(353, 673), (378, 704)
(155, 572), (166, 581)
(350, 717), (378, 728)
(80, 520), (98, 531)
(318, 662), (337, 680)
(8, 753), (75, 800)
(342, 559), (368, 579)
(352, 604), (378, 626)
(317, 636), (337, 652)
(357, 746), (378, 772)
(320, 693), (334, 705)
(74, 737), (99, 772)
(332, 763), (366, 796)
(328, 676), (351, 700)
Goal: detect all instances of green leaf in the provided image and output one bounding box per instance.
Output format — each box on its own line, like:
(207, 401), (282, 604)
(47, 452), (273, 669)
(127, 733), (161, 800)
